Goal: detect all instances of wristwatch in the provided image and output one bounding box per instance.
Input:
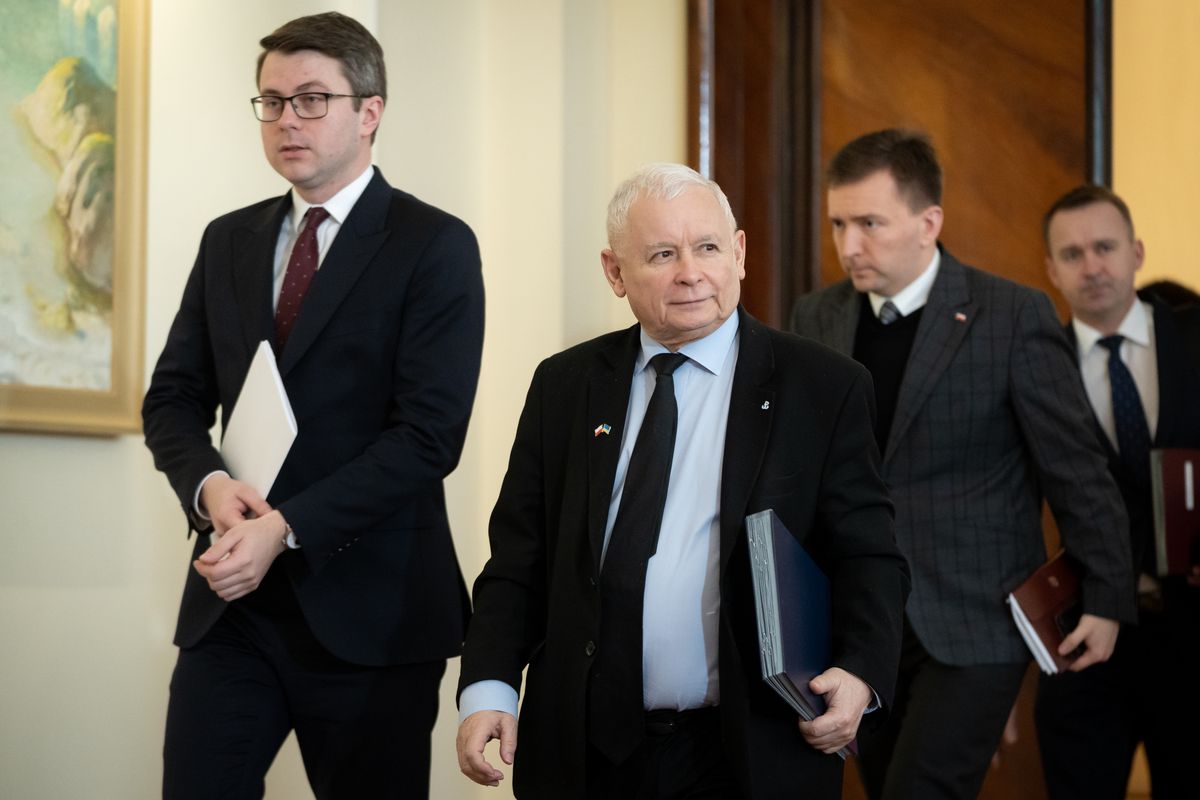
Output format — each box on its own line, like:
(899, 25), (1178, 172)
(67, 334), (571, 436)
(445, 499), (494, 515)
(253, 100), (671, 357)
(282, 519), (300, 549)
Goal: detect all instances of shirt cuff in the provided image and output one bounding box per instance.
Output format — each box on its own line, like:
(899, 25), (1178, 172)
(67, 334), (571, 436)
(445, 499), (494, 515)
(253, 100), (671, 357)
(458, 680), (519, 723)
(193, 470), (230, 518)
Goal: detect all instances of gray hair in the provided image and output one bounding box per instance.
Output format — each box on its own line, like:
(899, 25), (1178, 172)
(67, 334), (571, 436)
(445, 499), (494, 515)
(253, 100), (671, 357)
(606, 163), (737, 246)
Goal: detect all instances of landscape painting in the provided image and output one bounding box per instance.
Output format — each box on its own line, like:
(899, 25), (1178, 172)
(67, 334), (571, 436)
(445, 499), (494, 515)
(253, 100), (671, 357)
(0, 0), (146, 434)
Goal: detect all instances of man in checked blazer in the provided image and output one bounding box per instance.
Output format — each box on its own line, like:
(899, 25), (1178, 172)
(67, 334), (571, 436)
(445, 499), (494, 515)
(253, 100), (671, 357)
(790, 130), (1135, 800)
(142, 13), (483, 799)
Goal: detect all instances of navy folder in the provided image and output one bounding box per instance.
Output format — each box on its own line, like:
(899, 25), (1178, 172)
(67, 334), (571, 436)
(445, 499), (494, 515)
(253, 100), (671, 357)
(745, 508), (854, 759)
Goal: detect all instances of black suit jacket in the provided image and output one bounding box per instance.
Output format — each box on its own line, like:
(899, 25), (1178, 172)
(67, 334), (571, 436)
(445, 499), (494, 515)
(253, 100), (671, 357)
(1067, 294), (1200, 584)
(459, 310), (910, 800)
(143, 168), (484, 666)
(791, 249), (1136, 665)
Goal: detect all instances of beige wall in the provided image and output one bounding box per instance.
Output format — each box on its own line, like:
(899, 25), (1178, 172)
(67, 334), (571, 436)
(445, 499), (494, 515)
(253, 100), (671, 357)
(0, 1), (683, 798)
(1114, 0), (1200, 293)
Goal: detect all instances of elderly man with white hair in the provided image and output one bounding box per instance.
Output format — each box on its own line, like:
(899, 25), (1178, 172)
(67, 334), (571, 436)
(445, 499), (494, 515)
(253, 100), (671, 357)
(455, 163), (909, 800)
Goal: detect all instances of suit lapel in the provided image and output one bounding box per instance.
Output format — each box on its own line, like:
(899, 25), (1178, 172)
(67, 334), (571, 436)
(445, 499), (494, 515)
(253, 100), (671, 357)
(231, 196), (291, 359)
(885, 252), (977, 462)
(719, 310), (776, 568)
(587, 327), (640, 567)
(1150, 298), (1185, 445)
(823, 283), (860, 355)
(278, 169), (392, 376)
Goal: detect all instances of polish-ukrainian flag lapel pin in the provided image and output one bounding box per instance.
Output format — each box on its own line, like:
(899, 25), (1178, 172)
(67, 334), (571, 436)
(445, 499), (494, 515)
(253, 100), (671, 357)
(594, 423), (612, 437)
(954, 311), (967, 322)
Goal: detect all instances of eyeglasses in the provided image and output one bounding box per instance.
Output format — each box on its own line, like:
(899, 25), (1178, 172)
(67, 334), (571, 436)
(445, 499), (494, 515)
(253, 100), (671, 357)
(250, 92), (368, 122)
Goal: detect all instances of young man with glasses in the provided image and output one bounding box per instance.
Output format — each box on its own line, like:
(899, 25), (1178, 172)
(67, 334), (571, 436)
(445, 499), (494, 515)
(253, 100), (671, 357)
(143, 12), (484, 799)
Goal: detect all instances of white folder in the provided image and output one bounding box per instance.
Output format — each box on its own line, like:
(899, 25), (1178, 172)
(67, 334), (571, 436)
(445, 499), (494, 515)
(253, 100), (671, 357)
(219, 340), (298, 500)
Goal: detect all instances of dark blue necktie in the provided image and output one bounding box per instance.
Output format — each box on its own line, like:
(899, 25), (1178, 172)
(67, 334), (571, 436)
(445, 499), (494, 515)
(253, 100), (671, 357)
(1098, 334), (1151, 487)
(588, 352), (688, 765)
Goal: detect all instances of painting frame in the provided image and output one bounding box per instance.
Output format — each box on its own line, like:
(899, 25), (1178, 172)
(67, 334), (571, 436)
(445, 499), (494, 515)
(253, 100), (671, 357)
(0, 0), (148, 436)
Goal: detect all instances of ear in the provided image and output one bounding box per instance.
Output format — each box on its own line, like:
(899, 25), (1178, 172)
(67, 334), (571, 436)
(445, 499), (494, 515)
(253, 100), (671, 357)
(733, 229), (747, 280)
(600, 249), (626, 298)
(359, 96), (384, 138)
(919, 205), (944, 247)
(1133, 239), (1145, 272)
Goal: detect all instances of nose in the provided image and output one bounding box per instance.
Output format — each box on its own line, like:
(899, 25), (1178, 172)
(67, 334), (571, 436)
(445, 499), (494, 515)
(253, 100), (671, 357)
(674, 250), (702, 284)
(836, 226), (862, 259)
(1080, 250), (1103, 277)
(275, 99), (303, 127)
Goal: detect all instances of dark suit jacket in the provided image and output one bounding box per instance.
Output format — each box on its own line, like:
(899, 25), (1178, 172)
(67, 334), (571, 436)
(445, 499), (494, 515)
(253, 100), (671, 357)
(1067, 293), (1200, 589)
(143, 168), (484, 666)
(458, 310), (910, 800)
(790, 248), (1136, 666)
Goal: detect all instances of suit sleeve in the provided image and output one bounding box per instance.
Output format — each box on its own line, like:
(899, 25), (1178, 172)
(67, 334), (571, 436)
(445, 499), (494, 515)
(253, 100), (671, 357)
(142, 223), (226, 530)
(1009, 290), (1136, 623)
(277, 216), (485, 570)
(457, 365), (550, 697)
(811, 368), (911, 709)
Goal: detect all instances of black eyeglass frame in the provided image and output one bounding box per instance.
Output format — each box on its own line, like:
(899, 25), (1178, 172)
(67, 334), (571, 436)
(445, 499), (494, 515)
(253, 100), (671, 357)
(250, 92), (370, 122)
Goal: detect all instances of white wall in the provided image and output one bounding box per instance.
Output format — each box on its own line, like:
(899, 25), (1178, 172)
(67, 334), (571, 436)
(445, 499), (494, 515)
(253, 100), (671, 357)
(0, 1), (684, 798)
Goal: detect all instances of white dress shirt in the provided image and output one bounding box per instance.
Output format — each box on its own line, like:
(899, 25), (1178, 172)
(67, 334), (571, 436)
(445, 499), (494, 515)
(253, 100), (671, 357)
(868, 249), (941, 318)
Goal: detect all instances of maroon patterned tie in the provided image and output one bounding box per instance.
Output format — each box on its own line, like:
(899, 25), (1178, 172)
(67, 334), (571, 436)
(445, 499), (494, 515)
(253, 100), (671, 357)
(274, 206), (330, 350)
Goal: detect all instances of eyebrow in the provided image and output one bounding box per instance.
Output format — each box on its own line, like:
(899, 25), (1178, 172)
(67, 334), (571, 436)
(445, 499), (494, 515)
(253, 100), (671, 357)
(259, 80), (333, 95)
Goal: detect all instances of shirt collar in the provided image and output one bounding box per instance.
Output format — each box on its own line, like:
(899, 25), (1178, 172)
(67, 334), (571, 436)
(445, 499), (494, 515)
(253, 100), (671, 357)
(287, 165), (375, 232)
(868, 248), (941, 319)
(637, 312), (740, 376)
(1071, 297), (1152, 356)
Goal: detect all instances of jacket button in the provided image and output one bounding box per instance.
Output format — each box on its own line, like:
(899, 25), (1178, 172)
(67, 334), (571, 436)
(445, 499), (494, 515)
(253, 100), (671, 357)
(588, 576), (598, 588)
(584, 641), (596, 657)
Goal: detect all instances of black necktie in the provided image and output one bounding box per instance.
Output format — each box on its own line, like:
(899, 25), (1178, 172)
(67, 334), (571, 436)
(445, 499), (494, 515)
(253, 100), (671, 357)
(1098, 334), (1151, 487)
(588, 352), (688, 764)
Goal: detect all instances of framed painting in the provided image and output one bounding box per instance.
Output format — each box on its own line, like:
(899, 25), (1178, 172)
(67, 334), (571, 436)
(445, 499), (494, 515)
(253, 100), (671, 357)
(0, 0), (147, 435)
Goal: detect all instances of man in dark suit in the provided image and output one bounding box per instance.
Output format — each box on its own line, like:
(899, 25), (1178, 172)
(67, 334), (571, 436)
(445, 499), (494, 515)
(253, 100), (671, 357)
(1036, 185), (1200, 799)
(454, 163), (909, 799)
(142, 12), (483, 799)
(789, 130), (1136, 800)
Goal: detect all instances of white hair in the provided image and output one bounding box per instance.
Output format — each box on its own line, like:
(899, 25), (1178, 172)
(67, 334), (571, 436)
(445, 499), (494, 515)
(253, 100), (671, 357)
(605, 163), (737, 246)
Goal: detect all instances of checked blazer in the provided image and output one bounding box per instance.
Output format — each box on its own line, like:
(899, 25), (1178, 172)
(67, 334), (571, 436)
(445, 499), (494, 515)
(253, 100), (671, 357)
(790, 248), (1136, 665)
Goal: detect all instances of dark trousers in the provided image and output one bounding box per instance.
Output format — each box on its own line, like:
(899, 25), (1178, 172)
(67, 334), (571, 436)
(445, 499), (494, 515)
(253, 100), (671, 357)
(586, 707), (742, 800)
(162, 582), (445, 800)
(1035, 597), (1200, 800)
(857, 621), (1027, 800)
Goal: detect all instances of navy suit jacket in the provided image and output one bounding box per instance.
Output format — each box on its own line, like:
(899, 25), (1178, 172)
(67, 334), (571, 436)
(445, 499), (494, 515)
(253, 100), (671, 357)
(791, 249), (1135, 666)
(459, 310), (910, 799)
(143, 168), (484, 666)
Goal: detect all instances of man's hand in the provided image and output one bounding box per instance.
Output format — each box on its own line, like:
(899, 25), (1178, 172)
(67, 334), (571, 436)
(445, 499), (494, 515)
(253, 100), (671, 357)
(199, 473), (271, 536)
(193, 510), (287, 601)
(457, 710), (517, 787)
(1061, 613), (1119, 671)
(798, 667), (871, 754)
